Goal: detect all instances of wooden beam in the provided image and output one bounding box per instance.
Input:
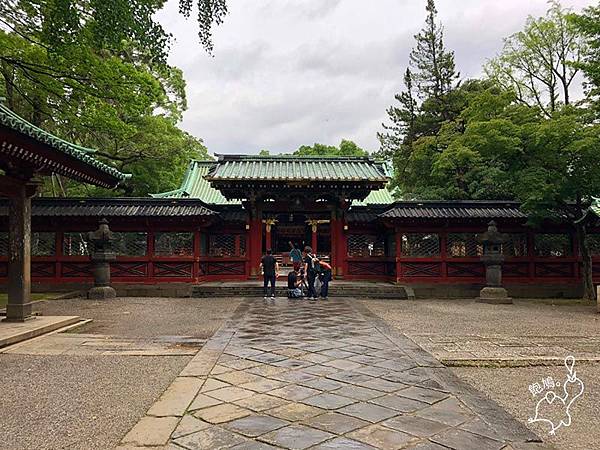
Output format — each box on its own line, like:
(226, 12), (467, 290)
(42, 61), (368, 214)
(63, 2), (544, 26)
(0, 174), (39, 197)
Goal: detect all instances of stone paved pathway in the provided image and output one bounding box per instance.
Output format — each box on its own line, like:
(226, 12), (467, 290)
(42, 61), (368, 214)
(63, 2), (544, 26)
(119, 298), (550, 450)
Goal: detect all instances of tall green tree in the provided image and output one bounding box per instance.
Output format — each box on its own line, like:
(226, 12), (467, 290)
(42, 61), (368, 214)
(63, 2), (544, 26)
(512, 109), (600, 301)
(378, 68), (418, 162)
(485, 1), (585, 117)
(570, 2), (600, 116)
(378, 0), (460, 193)
(409, 0), (460, 126)
(0, 1), (215, 195)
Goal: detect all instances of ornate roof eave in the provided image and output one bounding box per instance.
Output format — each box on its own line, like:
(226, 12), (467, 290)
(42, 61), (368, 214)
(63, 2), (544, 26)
(0, 104), (129, 188)
(0, 197), (217, 218)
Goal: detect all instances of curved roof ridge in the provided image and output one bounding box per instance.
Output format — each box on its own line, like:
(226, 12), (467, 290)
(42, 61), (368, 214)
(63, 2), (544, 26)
(0, 103), (129, 183)
(214, 153), (379, 162)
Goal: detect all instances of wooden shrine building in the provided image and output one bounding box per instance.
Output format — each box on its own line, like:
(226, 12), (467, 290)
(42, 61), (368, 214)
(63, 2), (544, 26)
(0, 104), (128, 320)
(1, 150), (599, 298)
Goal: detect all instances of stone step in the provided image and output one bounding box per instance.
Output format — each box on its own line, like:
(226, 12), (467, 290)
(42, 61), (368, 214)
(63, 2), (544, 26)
(190, 284), (413, 299)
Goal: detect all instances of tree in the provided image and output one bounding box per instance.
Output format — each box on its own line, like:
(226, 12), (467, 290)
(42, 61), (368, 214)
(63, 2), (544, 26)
(294, 140), (368, 157)
(0, 1), (214, 196)
(570, 3), (600, 116)
(381, 80), (495, 198)
(512, 109), (600, 301)
(485, 1), (585, 117)
(378, 68), (418, 162)
(378, 0), (460, 193)
(409, 0), (460, 126)
(0, 1), (227, 59)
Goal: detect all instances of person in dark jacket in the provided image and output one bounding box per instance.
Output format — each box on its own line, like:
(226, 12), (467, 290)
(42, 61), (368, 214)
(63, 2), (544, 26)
(259, 249), (279, 299)
(316, 259), (332, 299)
(303, 246), (318, 300)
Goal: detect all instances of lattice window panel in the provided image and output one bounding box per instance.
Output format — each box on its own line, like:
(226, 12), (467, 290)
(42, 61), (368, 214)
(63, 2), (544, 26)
(113, 232), (147, 256)
(0, 232), (8, 256)
(239, 235), (247, 257)
(447, 233), (481, 257)
(402, 262), (441, 277)
(206, 261), (245, 275)
(0, 232), (55, 256)
(588, 234), (600, 256)
(31, 232), (56, 256)
(63, 232), (90, 256)
(534, 233), (572, 257)
(535, 262), (574, 277)
(32, 262), (56, 277)
(347, 261), (388, 276)
(154, 232), (194, 256)
(347, 235), (385, 257)
(502, 233), (528, 257)
(401, 233), (440, 257)
(153, 262), (193, 277)
(209, 234), (236, 257)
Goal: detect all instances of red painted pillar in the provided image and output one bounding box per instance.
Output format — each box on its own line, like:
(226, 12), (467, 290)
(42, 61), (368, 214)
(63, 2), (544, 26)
(395, 227), (402, 282)
(440, 231), (448, 281)
(527, 230), (535, 280)
(311, 223), (318, 254)
(147, 230), (155, 280)
(330, 215), (337, 273)
(248, 213), (263, 279)
(265, 223), (272, 251)
(193, 229), (201, 282)
(331, 215), (346, 278)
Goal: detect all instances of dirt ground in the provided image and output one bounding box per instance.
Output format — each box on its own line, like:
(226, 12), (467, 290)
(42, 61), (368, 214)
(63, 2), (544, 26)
(0, 297), (241, 450)
(39, 296), (241, 338)
(364, 298), (600, 450)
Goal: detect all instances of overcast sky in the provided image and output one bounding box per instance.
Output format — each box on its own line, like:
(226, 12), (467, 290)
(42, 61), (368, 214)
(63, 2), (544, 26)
(156, 0), (593, 156)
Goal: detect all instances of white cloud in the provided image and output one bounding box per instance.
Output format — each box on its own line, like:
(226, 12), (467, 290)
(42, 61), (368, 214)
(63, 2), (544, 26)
(157, 0), (594, 156)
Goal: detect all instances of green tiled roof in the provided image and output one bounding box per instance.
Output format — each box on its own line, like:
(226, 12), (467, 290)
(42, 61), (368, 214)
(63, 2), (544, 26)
(153, 156), (393, 206)
(0, 103), (129, 185)
(152, 160), (241, 205)
(206, 155), (389, 182)
(353, 187), (395, 206)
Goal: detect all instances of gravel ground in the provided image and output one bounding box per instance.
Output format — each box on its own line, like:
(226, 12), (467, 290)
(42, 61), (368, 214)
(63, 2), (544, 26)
(0, 354), (190, 450)
(364, 298), (600, 450)
(0, 296), (242, 450)
(453, 365), (599, 450)
(39, 296), (241, 338)
(363, 298), (600, 337)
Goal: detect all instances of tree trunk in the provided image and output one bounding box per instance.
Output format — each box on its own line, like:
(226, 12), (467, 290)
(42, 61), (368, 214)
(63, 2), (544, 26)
(575, 222), (596, 304)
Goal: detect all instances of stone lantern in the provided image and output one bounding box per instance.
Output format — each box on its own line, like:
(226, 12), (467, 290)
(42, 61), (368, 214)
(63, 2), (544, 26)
(87, 218), (117, 299)
(477, 220), (512, 304)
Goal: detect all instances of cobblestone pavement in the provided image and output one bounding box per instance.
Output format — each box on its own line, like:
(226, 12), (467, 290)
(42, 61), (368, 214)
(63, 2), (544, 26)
(119, 298), (550, 450)
(409, 334), (600, 366)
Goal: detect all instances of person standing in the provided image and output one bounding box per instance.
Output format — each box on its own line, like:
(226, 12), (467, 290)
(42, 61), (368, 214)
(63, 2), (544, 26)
(303, 246), (317, 300)
(317, 259), (332, 300)
(289, 242), (303, 271)
(260, 249), (279, 299)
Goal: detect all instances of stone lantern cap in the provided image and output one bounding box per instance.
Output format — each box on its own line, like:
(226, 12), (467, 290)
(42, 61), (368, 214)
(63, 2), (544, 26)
(87, 218), (116, 253)
(478, 220), (508, 245)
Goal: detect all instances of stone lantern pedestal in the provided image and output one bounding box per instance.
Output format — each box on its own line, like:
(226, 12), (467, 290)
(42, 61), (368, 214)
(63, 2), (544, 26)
(477, 220), (512, 304)
(87, 219), (116, 299)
